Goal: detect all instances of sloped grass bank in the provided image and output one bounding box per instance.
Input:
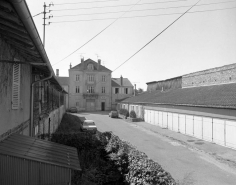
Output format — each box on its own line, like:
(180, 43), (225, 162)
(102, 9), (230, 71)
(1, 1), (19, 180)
(42, 113), (176, 185)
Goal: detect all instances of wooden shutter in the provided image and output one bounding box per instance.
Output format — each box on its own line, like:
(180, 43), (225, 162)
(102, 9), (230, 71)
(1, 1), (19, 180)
(12, 63), (21, 109)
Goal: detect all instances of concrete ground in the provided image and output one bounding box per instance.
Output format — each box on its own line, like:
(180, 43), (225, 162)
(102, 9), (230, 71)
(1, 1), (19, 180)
(74, 111), (236, 185)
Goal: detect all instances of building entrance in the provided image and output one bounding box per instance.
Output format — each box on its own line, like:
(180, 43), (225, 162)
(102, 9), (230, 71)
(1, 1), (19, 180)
(86, 100), (95, 111)
(101, 102), (105, 111)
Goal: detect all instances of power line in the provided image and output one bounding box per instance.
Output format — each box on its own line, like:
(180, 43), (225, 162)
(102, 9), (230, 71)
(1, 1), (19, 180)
(51, 0), (189, 11)
(50, 7), (236, 23)
(33, 12), (43, 17)
(54, 0), (122, 5)
(53, 1), (236, 17)
(112, 0), (202, 72)
(52, 0), (142, 66)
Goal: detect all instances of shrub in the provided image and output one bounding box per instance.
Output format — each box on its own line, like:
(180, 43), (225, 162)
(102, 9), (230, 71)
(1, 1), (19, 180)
(41, 114), (176, 185)
(119, 108), (125, 115)
(129, 110), (136, 118)
(106, 134), (176, 185)
(119, 109), (129, 118)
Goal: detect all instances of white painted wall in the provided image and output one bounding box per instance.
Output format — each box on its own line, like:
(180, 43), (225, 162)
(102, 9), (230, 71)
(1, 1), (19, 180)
(142, 109), (236, 150)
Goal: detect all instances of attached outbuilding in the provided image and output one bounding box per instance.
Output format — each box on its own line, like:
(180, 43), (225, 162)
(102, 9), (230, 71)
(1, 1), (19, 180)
(0, 134), (81, 185)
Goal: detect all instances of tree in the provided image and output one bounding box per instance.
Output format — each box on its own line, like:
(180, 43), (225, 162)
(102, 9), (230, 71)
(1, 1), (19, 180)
(134, 88), (144, 95)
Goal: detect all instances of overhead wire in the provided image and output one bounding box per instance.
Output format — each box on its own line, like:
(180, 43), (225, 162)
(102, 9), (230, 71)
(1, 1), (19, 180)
(54, 0), (123, 5)
(52, 1), (236, 17)
(51, 0), (189, 11)
(33, 12), (43, 17)
(112, 0), (202, 72)
(50, 7), (236, 23)
(52, 0), (142, 66)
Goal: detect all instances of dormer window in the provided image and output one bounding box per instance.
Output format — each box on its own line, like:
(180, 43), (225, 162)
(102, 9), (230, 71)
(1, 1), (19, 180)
(87, 64), (94, 70)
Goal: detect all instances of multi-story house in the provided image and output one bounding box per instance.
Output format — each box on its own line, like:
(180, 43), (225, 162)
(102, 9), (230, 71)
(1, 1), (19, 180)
(69, 58), (112, 111)
(111, 76), (134, 109)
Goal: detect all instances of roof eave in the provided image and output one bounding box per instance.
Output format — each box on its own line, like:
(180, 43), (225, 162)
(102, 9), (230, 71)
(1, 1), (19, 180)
(8, 0), (66, 92)
(119, 101), (236, 110)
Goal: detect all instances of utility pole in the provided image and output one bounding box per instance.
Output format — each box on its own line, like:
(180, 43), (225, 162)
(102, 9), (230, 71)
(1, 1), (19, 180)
(42, 2), (53, 47)
(43, 2), (46, 47)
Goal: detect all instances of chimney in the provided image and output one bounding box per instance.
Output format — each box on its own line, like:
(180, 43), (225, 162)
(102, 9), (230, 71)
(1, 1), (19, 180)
(120, 75), (123, 86)
(98, 59), (101, 70)
(56, 69), (59, 76)
(81, 57), (84, 69)
(70, 63), (72, 69)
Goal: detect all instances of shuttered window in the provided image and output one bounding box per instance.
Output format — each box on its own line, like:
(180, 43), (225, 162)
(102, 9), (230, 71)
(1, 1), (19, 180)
(12, 64), (21, 109)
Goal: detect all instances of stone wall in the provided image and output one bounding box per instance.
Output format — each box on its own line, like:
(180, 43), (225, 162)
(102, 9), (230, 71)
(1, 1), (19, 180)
(147, 77), (182, 92)
(182, 63), (236, 88)
(37, 105), (65, 136)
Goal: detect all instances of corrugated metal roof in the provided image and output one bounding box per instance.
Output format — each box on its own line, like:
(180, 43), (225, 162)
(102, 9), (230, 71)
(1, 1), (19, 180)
(0, 134), (81, 171)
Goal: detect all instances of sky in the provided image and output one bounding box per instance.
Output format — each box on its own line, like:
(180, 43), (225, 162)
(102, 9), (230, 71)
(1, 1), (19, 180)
(26, 0), (236, 90)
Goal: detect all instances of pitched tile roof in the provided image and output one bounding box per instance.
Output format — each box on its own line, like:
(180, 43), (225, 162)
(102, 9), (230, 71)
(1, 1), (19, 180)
(112, 78), (133, 87)
(56, 77), (69, 86)
(121, 83), (236, 109)
(71, 58), (112, 72)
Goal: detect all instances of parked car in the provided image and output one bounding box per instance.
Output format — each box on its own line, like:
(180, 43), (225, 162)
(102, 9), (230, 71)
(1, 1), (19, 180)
(81, 120), (97, 133)
(109, 111), (118, 118)
(69, 107), (78, 113)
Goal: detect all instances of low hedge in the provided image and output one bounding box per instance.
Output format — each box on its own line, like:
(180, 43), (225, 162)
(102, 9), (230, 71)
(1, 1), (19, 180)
(49, 132), (124, 185)
(40, 113), (176, 185)
(106, 133), (176, 185)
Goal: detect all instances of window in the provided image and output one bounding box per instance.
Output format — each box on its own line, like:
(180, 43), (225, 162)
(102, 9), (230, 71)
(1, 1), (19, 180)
(76, 75), (80, 81)
(88, 75), (95, 82)
(115, 88), (119, 94)
(125, 88), (128, 94)
(76, 102), (79, 106)
(12, 63), (21, 109)
(102, 75), (106, 82)
(76, 86), (80, 93)
(102, 87), (105, 93)
(87, 64), (94, 70)
(87, 86), (94, 93)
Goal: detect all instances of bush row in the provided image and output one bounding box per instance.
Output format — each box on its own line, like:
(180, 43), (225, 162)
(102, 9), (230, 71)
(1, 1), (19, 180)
(41, 113), (176, 185)
(105, 133), (176, 185)
(50, 132), (124, 185)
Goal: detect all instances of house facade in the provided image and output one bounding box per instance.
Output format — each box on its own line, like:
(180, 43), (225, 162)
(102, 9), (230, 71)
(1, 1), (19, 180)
(68, 58), (112, 111)
(56, 59), (134, 111)
(118, 63), (236, 150)
(112, 76), (134, 109)
(56, 73), (69, 109)
(0, 0), (66, 140)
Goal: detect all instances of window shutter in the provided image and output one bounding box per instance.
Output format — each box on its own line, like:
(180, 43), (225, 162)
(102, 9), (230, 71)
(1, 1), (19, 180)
(12, 64), (21, 109)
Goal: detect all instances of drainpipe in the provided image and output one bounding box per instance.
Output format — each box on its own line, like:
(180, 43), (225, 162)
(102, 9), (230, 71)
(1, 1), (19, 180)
(30, 72), (53, 137)
(58, 89), (63, 126)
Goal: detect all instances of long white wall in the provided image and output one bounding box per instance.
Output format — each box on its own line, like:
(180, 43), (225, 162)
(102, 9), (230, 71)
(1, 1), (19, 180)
(144, 109), (236, 149)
